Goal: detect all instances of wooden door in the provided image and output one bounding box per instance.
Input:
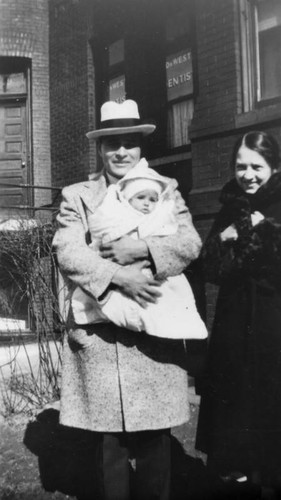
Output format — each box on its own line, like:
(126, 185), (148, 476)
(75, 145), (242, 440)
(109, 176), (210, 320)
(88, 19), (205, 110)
(0, 99), (28, 214)
(0, 99), (30, 330)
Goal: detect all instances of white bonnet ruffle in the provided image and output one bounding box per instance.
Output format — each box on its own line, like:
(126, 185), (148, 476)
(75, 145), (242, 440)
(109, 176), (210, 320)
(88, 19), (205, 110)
(118, 158), (168, 201)
(122, 178), (163, 201)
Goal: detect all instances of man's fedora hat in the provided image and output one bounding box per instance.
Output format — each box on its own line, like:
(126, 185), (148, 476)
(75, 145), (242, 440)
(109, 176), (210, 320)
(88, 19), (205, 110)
(86, 99), (156, 140)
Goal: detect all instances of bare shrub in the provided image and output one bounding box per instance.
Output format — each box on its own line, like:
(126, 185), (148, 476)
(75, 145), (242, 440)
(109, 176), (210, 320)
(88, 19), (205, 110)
(0, 218), (65, 416)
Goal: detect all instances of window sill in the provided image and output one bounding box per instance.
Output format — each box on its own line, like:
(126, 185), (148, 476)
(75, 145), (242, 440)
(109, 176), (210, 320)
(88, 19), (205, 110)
(0, 331), (61, 345)
(0, 331), (34, 345)
(235, 101), (281, 129)
(149, 151), (191, 168)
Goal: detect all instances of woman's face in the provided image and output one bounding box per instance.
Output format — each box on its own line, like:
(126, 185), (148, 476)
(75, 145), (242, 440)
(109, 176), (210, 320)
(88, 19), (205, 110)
(235, 145), (275, 194)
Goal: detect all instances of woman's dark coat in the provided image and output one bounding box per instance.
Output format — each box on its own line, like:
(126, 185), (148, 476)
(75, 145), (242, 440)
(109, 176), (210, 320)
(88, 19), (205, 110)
(196, 172), (281, 478)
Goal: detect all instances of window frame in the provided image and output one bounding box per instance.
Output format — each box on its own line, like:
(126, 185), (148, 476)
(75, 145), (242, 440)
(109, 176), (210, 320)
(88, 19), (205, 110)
(107, 39), (126, 103)
(164, 6), (196, 152)
(165, 35), (194, 105)
(91, 0), (196, 158)
(239, 0), (281, 113)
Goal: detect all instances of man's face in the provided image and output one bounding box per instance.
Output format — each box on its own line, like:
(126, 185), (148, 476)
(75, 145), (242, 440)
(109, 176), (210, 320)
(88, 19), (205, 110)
(99, 133), (142, 181)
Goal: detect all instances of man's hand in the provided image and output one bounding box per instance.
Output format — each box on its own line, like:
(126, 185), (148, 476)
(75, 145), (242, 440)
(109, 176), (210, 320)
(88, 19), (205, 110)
(111, 262), (162, 308)
(220, 224), (238, 242)
(100, 236), (149, 265)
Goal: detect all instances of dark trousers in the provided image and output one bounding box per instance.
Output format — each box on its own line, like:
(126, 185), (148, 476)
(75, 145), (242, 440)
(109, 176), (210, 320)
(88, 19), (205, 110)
(97, 429), (171, 500)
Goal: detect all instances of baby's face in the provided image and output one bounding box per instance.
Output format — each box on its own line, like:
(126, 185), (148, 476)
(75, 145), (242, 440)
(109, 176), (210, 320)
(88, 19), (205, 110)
(129, 189), (159, 214)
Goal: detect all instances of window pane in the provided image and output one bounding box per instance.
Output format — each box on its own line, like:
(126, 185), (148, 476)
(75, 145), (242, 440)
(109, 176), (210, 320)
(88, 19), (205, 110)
(257, 0), (281, 100)
(165, 3), (193, 150)
(0, 72), (26, 95)
(257, 0), (281, 31)
(167, 99), (194, 148)
(259, 27), (281, 100)
(109, 39), (124, 66)
(109, 75), (126, 103)
(166, 49), (193, 101)
(166, 10), (190, 41)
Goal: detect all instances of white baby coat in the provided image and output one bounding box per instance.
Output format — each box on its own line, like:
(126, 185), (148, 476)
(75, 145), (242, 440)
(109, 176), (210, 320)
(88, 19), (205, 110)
(71, 160), (207, 340)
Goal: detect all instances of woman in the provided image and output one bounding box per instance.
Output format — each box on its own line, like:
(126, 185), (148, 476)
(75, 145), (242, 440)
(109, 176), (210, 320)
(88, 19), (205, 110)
(53, 99), (202, 500)
(196, 131), (281, 491)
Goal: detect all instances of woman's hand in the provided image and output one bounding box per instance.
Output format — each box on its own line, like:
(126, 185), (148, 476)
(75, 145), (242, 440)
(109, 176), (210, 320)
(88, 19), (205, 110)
(111, 261), (162, 308)
(220, 224), (238, 242)
(100, 236), (149, 265)
(251, 211), (264, 227)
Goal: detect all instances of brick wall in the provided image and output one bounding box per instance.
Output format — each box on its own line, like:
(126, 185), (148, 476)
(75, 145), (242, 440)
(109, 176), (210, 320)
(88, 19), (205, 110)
(0, 0), (51, 211)
(190, 0), (240, 203)
(49, 0), (96, 191)
(191, 0), (240, 140)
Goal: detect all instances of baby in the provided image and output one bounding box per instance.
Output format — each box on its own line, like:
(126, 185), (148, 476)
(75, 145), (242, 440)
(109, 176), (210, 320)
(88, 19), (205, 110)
(71, 160), (207, 340)
(125, 183), (160, 215)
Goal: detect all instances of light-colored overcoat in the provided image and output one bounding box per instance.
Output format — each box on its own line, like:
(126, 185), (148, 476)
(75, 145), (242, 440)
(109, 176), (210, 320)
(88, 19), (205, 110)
(53, 170), (202, 432)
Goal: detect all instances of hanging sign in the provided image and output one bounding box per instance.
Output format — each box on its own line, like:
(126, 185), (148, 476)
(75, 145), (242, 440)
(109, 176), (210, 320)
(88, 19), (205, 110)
(166, 49), (193, 101)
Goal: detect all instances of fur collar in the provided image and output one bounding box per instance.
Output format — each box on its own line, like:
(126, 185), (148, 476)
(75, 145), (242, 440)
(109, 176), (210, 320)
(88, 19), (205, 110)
(220, 172), (281, 212)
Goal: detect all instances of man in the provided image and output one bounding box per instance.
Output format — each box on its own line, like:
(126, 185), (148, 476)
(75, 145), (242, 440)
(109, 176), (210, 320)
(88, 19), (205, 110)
(53, 99), (202, 499)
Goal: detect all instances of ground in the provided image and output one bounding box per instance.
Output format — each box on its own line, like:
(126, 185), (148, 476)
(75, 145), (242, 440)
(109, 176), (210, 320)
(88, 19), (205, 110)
(0, 402), (210, 500)
(0, 402), (269, 499)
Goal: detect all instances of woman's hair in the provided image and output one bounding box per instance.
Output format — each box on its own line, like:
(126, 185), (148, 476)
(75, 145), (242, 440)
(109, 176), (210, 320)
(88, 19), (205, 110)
(231, 131), (280, 171)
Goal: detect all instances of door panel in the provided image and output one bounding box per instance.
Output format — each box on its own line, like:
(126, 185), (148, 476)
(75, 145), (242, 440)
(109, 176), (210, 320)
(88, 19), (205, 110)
(0, 61), (30, 332)
(0, 100), (28, 210)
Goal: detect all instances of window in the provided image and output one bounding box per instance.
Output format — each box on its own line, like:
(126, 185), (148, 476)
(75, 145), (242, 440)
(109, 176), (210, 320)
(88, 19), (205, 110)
(0, 72), (26, 95)
(240, 0), (281, 110)
(108, 39), (126, 103)
(166, 9), (194, 148)
(0, 58), (31, 333)
(256, 0), (281, 101)
(91, 0), (196, 156)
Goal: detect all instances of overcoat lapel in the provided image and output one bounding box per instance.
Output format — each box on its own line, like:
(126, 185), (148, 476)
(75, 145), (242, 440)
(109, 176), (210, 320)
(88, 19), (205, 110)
(78, 175), (108, 214)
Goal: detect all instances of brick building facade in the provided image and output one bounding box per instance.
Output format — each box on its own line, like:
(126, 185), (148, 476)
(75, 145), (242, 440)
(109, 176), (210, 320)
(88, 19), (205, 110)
(47, 0), (281, 325)
(0, 0), (51, 213)
(0, 0), (53, 335)
(1, 0), (281, 330)
(48, 0), (281, 221)
(49, 0), (96, 188)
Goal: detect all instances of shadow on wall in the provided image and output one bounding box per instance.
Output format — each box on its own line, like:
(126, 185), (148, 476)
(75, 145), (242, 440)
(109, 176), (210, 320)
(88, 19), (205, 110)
(24, 408), (220, 500)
